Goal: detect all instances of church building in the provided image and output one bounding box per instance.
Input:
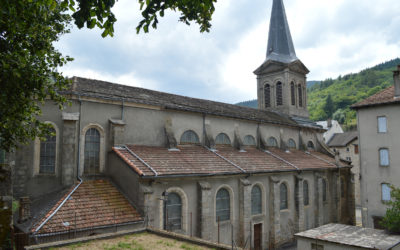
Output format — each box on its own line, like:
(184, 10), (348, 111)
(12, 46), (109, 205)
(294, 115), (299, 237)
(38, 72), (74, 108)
(12, 0), (355, 248)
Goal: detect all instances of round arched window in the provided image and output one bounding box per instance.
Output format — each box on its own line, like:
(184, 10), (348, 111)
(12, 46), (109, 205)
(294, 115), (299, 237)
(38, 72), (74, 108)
(180, 130), (200, 144)
(216, 188), (230, 221)
(288, 139), (296, 149)
(267, 137), (278, 147)
(215, 133), (231, 145)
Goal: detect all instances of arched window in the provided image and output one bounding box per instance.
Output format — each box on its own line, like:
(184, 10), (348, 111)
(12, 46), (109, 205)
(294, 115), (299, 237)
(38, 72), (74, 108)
(84, 128), (100, 174)
(288, 139), (296, 149)
(264, 84), (271, 108)
(298, 85), (303, 107)
(40, 127), (56, 174)
(216, 188), (230, 221)
(215, 133), (231, 145)
(290, 82), (295, 105)
(280, 183), (288, 210)
(322, 179), (327, 202)
(180, 130), (200, 144)
(165, 192), (182, 230)
(307, 141), (315, 150)
(267, 137), (278, 147)
(303, 181), (309, 205)
(276, 82), (283, 106)
(243, 135), (256, 146)
(251, 185), (262, 215)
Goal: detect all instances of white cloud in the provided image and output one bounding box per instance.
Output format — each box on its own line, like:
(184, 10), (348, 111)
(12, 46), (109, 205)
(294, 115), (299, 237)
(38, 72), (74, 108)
(62, 67), (159, 90)
(57, 0), (400, 104)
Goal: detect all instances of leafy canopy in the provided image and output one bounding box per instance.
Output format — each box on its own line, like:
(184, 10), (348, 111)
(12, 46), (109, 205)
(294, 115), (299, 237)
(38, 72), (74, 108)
(68, 0), (217, 37)
(0, 0), (73, 151)
(381, 186), (400, 233)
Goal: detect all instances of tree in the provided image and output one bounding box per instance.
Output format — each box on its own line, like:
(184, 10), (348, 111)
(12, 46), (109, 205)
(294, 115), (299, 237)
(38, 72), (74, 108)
(323, 94), (334, 119)
(68, 0), (217, 37)
(0, 0), (73, 152)
(381, 186), (400, 233)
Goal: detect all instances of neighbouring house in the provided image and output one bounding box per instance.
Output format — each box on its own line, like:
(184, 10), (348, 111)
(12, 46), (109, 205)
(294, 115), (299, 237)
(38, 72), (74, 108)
(295, 223), (400, 250)
(316, 119), (344, 143)
(327, 131), (360, 207)
(351, 65), (400, 229)
(11, 0), (355, 249)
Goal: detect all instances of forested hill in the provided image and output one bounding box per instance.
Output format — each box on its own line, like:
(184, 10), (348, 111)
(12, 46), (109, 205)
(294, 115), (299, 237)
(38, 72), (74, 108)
(236, 58), (400, 130)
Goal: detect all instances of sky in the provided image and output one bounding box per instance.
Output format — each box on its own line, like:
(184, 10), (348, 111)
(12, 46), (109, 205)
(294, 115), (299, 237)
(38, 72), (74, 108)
(56, 0), (400, 104)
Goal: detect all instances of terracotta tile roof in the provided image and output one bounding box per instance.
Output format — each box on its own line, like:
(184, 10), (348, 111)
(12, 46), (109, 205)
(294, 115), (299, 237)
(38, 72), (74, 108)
(113, 145), (242, 176)
(352, 86), (400, 108)
(215, 146), (296, 172)
(266, 148), (339, 170)
(61, 77), (323, 130)
(114, 145), (347, 177)
(32, 180), (142, 234)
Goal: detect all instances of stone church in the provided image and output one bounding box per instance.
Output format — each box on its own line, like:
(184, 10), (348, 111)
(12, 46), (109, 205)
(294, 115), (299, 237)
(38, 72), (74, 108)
(12, 0), (355, 248)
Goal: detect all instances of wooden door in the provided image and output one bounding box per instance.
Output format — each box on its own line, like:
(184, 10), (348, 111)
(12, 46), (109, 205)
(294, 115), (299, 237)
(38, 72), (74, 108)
(254, 223), (262, 250)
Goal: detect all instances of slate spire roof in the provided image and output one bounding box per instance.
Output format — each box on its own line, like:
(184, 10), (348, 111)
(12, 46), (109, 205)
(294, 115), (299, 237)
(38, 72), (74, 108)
(266, 0), (298, 63)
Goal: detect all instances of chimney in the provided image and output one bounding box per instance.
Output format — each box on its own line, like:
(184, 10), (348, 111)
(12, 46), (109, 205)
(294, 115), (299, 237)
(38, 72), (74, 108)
(327, 118), (332, 128)
(394, 65), (400, 98)
(18, 197), (31, 223)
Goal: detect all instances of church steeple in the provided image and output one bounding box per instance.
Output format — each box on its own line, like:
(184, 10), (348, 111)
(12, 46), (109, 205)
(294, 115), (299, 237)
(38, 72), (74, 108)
(266, 0), (297, 63)
(254, 0), (310, 118)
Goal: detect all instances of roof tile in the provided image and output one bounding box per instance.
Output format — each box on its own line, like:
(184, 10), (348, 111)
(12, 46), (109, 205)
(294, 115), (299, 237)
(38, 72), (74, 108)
(352, 86), (400, 108)
(32, 180), (142, 234)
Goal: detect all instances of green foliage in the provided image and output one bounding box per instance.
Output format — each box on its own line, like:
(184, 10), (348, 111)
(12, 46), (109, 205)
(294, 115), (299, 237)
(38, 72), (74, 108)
(308, 58), (400, 126)
(381, 186), (400, 233)
(0, 0), (73, 152)
(65, 0), (217, 37)
(323, 94), (334, 119)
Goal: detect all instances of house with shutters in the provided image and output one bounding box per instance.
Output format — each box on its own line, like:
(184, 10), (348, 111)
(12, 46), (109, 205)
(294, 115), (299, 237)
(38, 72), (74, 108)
(11, 0), (355, 248)
(352, 65), (400, 229)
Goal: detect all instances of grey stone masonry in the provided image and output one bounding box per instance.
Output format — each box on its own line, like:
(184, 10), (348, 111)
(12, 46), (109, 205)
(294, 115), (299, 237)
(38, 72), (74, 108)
(295, 175), (305, 233)
(61, 113), (79, 186)
(142, 185), (154, 227)
(239, 178), (251, 246)
(333, 173), (340, 223)
(315, 175), (323, 227)
(348, 172), (356, 225)
(109, 119), (126, 149)
(269, 176), (281, 247)
(198, 181), (213, 241)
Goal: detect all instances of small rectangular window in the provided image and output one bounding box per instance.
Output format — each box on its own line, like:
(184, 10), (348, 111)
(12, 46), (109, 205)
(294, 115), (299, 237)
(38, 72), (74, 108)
(354, 145), (359, 154)
(346, 147), (349, 152)
(379, 149), (389, 166)
(311, 243), (324, 250)
(378, 116), (387, 133)
(382, 184), (391, 201)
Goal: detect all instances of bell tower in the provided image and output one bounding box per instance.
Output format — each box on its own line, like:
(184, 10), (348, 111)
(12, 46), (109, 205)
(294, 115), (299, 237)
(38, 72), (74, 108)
(254, 0), (309, 118)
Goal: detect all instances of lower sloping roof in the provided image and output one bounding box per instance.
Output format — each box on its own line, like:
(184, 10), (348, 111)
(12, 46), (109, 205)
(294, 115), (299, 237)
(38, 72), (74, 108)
(113, 144), (349, 177)
(327, 131), (358, 147)
(295, 223), (400, 250)
(32, 180), (142, 234)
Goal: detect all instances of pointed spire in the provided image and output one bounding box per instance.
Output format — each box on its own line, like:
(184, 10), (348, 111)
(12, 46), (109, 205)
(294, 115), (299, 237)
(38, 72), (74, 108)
(266, 0), (297, 63)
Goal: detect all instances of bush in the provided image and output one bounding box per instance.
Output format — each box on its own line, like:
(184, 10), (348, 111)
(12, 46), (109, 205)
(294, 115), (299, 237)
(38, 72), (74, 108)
(381, 186), (400, 233)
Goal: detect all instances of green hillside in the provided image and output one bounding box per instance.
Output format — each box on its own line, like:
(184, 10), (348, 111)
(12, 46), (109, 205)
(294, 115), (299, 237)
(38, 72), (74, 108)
(236, 58), (400, 130)
(308, 58), (400, 130)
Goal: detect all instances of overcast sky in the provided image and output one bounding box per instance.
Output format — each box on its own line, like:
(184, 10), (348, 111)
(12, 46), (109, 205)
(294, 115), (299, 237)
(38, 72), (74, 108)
(56, 0), (400, 104)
